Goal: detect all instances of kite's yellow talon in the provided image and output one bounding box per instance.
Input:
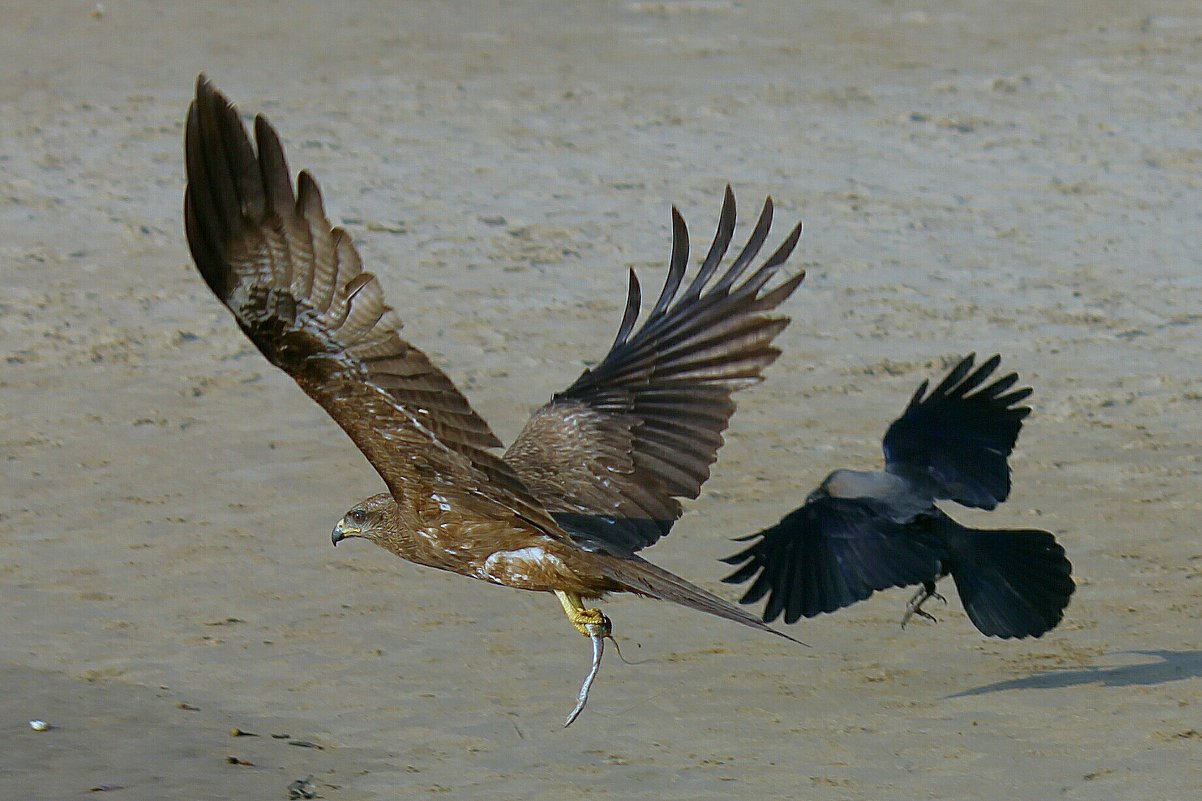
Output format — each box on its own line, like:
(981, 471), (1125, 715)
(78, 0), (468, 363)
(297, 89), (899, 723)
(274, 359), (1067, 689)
(555, 591), (612, 638)
(571, 607), (610, 638)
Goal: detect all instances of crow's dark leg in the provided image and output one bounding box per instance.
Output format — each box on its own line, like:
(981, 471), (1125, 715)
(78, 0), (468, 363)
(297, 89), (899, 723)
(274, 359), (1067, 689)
(900, 580), (947, 628)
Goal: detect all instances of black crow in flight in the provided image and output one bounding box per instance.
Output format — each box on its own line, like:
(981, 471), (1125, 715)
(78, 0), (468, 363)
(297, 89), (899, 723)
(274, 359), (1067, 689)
(722, 354), (1074, 639)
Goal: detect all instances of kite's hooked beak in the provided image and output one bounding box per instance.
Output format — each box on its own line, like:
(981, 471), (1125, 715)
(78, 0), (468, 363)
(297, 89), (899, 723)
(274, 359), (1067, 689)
(331, 518), (361, 547)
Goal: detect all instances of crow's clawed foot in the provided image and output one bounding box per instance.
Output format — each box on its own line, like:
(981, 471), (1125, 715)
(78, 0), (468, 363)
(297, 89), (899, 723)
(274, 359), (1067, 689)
(901, 581), (946, 629)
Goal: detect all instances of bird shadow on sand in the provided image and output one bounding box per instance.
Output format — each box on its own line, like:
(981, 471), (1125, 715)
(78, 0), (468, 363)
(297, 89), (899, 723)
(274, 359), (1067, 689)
(947, 649), (1202, 698)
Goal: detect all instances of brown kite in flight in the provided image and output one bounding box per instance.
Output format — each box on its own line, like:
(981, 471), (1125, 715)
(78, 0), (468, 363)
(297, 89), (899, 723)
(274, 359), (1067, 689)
(184, 76), (804, 724)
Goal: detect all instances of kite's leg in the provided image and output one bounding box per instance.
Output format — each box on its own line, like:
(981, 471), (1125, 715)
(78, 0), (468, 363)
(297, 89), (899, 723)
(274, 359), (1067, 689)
(555, 590), (611, 638)
(554, 591), (612, 727)
(901, 580), (947, 628)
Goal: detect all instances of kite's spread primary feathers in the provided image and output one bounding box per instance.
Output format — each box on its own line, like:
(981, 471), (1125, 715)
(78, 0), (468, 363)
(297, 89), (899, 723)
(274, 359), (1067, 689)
(184, 76), (805, 723)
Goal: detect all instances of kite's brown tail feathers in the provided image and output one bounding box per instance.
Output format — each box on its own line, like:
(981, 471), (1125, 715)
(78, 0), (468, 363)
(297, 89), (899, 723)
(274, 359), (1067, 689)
(595, 554), (804, 645)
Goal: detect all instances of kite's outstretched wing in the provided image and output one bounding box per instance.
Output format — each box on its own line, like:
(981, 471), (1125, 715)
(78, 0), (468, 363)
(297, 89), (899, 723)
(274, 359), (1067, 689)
(882, 354), (1033, 510)
(505, 188), (804, 554)
(720, 496), (944, 624)
(185, 76), (557, 533)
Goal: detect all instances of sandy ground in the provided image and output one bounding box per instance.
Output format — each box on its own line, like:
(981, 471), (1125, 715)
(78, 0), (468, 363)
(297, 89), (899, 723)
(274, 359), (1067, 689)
(3, 1), (1201, 798)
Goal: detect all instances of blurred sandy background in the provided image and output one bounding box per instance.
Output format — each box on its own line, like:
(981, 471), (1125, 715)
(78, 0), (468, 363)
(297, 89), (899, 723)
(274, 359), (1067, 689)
(2, 1), (1200, 798)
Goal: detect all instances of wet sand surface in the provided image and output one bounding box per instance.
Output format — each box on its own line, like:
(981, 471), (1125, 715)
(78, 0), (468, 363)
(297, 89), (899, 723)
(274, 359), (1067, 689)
(3, 1), (1201, 798)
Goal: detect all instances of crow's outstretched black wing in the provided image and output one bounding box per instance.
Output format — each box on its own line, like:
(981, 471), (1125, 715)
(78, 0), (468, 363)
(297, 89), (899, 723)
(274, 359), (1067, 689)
(882, 354), (1032, 509)
(721, 496), (944, 624)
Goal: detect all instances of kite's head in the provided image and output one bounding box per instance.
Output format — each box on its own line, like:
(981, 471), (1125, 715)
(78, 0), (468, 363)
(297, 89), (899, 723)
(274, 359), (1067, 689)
(332, 492), (393, 546)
